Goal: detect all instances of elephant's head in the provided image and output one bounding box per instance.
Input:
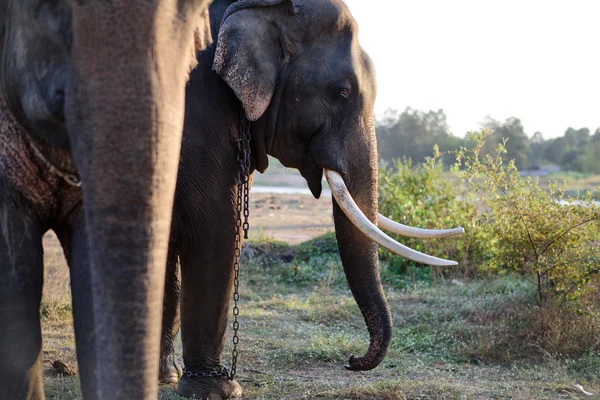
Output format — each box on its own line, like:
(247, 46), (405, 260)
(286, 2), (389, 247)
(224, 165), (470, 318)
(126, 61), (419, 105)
(214, 0), (462, 371)
(0, 0), (71, 149)
(2, 0), (212, 398)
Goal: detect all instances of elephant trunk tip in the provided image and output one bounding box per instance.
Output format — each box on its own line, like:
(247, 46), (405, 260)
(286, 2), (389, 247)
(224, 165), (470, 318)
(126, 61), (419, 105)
(342, 306), (392, 371)
(344, 345), (389, 372)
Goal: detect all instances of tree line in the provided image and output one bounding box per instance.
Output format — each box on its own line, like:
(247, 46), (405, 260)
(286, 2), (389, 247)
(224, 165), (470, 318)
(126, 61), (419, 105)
(376, 107), (600, 173)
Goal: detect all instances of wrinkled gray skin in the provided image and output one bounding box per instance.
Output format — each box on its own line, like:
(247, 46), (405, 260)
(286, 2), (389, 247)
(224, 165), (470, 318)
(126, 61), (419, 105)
(159, 0), (392, 398)
(0, 1), (211, 399)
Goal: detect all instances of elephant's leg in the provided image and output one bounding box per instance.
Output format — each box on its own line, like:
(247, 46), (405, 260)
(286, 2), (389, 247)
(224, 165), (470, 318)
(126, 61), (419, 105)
(0, 198), (44, 400)
(56, 210), (97, 399)
(159, 246), (182, 384)
(176, 197), (242, 399)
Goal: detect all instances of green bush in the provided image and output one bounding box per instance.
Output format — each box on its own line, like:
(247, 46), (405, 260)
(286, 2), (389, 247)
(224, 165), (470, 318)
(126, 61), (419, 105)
(378, 131), (600, 360)
(453, 130), (600, 308)
(378, 129), (600, 308)
(378, 156), (488, 276)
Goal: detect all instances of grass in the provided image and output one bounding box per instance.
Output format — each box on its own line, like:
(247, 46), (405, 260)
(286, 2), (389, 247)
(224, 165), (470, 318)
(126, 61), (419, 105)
(41, 233), (600, 399)
(437, 170), (600, 201)
(42, 233), (72, 320)
(542, 171), (600, 191)
(538, 171), (600, 200)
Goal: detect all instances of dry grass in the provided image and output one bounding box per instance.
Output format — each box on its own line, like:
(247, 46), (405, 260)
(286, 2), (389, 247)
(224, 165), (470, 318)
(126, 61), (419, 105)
(38, 230), (600, 399)
(518, 302), (600, 359)
(42, 232), (71, 320)
(539, 172), (600, 193)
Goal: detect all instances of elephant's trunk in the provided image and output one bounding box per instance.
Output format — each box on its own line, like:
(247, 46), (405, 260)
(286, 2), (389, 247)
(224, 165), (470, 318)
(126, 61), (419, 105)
(325, 116), (464, 370)
(330, 160), (392, 371)
(66, 2), (210, 399)
(327, 167), (462, 370)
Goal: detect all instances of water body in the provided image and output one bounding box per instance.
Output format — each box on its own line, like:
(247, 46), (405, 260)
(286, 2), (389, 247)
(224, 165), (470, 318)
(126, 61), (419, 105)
(251, 186), (331, 196)
(558, 200), (600, 206)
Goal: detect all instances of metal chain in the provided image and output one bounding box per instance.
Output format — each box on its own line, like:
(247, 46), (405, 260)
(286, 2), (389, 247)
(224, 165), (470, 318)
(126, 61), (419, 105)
(182, 366), (229, 379)
(241, 115), (251, 239)
(229, 110), (251, 380)
(174, 111), (251, 382)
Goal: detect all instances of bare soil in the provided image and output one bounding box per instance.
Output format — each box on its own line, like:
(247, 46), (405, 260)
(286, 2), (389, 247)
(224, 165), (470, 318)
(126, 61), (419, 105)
(249, 193), (334, 244)
(43, 191), (333, 269)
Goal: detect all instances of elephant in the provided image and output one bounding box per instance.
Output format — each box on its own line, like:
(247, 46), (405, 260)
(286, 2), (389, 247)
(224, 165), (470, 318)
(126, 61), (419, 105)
(0, 0), (212, 399)
(158, 0), (463, 398)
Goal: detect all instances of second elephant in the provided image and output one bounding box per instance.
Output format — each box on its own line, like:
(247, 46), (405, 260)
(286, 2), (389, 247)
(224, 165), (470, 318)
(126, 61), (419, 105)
(161, 0), (462, 399)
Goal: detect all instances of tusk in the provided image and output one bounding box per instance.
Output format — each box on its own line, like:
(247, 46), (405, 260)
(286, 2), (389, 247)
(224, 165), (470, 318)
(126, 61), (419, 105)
(378, 214), (464, 238)
(324, 169), (458, 267)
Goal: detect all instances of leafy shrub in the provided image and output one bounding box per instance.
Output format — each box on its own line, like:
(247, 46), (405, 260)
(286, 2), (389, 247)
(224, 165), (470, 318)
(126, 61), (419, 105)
(377, 131), (600, 360)
(452, 130), (600, 308)
(378, 157), (487, 276)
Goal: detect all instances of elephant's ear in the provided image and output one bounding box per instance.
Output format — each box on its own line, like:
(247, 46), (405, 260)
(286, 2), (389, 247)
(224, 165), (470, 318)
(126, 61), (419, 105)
(213, 0), (296, 121)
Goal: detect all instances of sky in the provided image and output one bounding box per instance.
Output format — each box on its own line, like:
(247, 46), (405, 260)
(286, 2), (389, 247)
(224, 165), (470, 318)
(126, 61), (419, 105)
(343, 0), (600, 138)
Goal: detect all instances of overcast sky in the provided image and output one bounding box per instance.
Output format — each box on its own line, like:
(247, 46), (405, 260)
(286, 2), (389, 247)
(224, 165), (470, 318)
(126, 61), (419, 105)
(343, 0), (600, 138)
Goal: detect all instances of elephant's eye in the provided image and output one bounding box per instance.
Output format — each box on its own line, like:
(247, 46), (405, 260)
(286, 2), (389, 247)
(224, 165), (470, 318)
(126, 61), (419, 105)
(328, 83), (351, 102)
(339, 87), (350, 99)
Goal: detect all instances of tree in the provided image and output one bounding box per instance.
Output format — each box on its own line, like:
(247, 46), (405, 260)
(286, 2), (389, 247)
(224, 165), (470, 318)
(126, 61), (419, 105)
(556, 127), (595, 172)
(543, 137), (567, 167)
(480, 117), (530, 169)
(564, 127), (590, 149)
(572, 141), (600, 174)
(529, 131), (545, 168)
(376, 107), (465, 165)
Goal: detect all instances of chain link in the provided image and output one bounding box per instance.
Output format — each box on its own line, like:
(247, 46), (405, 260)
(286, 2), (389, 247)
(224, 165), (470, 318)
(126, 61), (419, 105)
(182, 366), (229, 379)
(229, 110), (251, 380)
(241, 115), (251, 239)
(178, 111), (251, 382)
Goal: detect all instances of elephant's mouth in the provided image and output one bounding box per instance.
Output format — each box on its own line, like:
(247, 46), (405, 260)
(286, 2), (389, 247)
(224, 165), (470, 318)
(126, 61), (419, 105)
(324, 169), (464, 266)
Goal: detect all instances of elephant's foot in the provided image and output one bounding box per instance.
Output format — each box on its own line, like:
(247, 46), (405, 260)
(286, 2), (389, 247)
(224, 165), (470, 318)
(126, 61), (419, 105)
(159, 354), (182, 384)
(177, 375), (242, 399)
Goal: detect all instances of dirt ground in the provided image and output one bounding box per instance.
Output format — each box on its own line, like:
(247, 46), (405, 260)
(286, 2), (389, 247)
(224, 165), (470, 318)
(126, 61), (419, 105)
(43, 191), (334, 265)
(249, 192), (334, 244)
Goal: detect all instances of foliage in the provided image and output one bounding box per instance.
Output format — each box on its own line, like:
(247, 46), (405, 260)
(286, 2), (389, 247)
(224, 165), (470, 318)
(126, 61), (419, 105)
(376, 106), (600, 177)
(376, 107), (466, 166)
(377, 130), (600, 357)
(377, 156), (488, 276)
(480, 117), (530, 169)
(452, 130), (600, 307)
(41, 230), (600, 398)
